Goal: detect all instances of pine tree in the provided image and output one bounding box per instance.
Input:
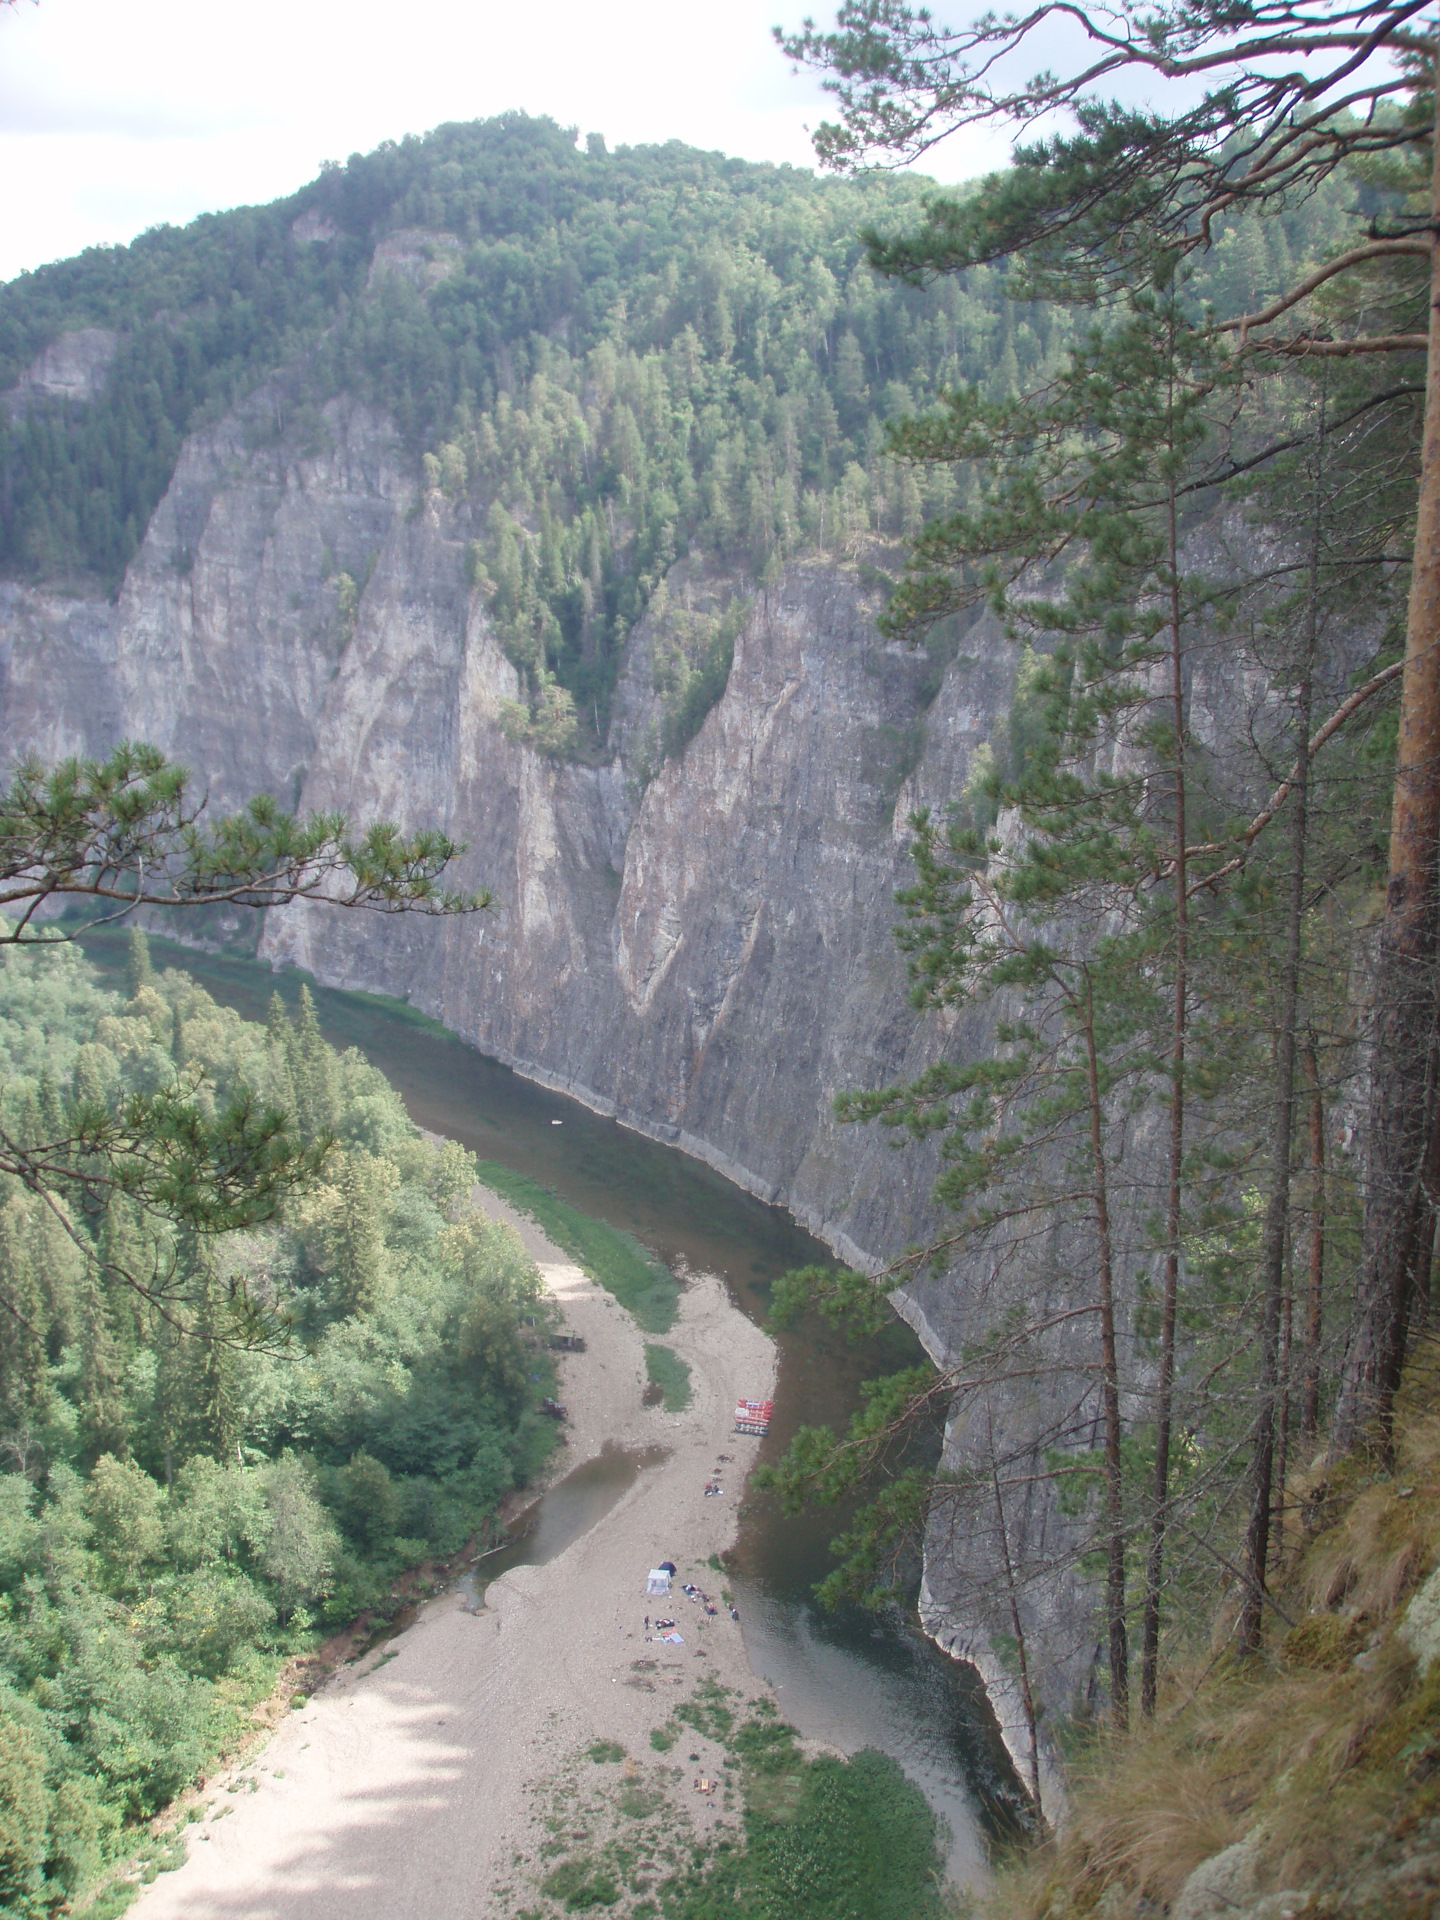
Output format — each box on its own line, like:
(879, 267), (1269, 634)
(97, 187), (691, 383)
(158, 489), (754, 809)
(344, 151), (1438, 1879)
(291, 986), (338, 1140)
(125, 926), (154, 1000)
(74, 1266), (129, 1465)
(784, 0), (1440, 1463)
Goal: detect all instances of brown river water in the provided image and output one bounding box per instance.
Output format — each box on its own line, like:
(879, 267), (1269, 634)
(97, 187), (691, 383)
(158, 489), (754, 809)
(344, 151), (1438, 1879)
(76, 931), (1026, 1880)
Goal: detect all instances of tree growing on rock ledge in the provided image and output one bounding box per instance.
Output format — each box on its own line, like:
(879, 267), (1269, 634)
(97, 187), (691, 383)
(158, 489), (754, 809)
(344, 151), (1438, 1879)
(782, 0), (1440, 1499)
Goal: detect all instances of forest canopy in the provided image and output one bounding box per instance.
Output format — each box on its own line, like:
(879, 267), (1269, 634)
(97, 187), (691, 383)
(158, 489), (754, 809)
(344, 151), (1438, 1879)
(0, 113), (1352, 755)
(0, 934), (557, 1910)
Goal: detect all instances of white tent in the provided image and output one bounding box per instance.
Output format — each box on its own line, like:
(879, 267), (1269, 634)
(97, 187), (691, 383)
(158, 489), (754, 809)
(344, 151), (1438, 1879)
(646, 1569), (672, 1595)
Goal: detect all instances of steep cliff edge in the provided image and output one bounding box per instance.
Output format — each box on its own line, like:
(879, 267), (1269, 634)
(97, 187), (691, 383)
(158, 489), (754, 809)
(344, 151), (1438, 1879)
(0, 370), (1079, 1775)
(0, 380), (1017, 1266)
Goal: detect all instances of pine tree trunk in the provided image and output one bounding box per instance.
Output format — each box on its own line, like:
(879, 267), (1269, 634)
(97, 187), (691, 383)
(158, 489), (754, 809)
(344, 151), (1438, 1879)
(1141, 452), (1189, 1718)
(1276, 1284), (1293, 1566)
(1405, 1096), (1440, 1330)
(1301, 1036), (1326, 1444)
(1082, 975), (1128, 1725)
(987, 1400), (1044, 1822)
(1239, 794), (1309, 1647)
(1334, 82), (1440, 1456)
(1239, 404), (1321, 1654)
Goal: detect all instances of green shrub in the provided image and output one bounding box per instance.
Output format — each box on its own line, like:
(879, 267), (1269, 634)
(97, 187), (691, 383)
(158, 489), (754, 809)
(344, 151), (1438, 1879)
(541, 1856), (621, 1910)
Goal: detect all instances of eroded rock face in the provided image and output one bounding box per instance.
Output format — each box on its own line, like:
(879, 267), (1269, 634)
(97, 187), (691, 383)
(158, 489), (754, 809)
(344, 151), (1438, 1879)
(2, 385), (1086, 1767)
(1, 389), (411, 809)
(260, 544), (1012, 1268)
(5, 327), (120, 412)
(0, 382), (1018, 1261)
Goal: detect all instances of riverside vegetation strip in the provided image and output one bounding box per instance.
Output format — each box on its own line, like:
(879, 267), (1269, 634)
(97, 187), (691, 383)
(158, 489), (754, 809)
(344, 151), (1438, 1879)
(471, 1161), (681, 1333)
(470, 1163), (694, 1412)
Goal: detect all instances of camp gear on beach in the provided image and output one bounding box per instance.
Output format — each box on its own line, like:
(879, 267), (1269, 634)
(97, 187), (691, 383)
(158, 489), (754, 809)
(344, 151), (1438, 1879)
(733, 1399), (773, 1435)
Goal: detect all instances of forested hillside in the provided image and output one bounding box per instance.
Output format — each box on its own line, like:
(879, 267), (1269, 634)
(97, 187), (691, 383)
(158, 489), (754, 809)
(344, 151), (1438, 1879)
(0, 932), (557, 1911)
(0, 113), (1341, 754)
(7, 72), (1440, 1919)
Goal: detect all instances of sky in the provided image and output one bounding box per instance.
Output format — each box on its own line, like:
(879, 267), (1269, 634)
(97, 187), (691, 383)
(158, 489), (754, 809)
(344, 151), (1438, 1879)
(0, 0), (1008, 284)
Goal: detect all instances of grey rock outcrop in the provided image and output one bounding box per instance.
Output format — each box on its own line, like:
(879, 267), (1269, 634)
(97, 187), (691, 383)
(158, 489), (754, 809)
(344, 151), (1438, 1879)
(5, 327), (120, 414)
(1400, 1563), (1440, 1677)
(0, 382), (1086, 1783)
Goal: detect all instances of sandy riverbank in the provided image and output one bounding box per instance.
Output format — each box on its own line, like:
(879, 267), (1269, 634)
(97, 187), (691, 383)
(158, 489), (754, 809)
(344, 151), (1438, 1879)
(132, 1185), (776, 1920)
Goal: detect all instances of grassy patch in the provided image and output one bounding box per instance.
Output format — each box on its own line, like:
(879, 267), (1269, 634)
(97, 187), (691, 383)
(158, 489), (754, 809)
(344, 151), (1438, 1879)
(475, 1161), (679, 1332)
(643, 1344), (692, 1412)
(617, 1780), (665, 1820)
(674, 1677), (735, 1742)
(587, 1740), (626, 1764)
(663, 1707), (948, 1920)
(649, 1725), (676, 1752)
(541, 1856), (622, 1910)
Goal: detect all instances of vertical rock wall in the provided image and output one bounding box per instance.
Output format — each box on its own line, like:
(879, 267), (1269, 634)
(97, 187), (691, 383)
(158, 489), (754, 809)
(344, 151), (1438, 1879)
(4, 387), (1111, 1784)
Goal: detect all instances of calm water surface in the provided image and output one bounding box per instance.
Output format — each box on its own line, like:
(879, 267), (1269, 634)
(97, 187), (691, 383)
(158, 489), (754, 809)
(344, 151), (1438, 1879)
(78, 933), (1024, 1880)
(457, 1443), (671, 1609)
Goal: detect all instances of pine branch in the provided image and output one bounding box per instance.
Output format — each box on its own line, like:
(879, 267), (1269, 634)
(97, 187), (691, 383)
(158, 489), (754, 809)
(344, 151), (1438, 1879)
(1216, 238), (1433, 345)
(0, 743), (489, 943)
(1181, 658), (1404, 886)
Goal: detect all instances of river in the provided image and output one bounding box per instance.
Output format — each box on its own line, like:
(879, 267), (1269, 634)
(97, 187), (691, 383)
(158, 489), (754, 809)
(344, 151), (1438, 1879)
(77, 931), (1026, 1881)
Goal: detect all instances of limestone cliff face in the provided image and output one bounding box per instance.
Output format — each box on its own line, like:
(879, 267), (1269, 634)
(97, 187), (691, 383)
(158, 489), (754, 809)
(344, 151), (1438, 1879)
(257, 504), (1015, 1273)
(0, 374), (1019, 1263)
(2, 379), (1070, 1755)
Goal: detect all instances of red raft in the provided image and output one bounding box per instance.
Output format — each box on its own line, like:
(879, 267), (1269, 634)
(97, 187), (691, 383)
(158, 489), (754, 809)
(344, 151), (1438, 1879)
(733, 1398), (774, 1436)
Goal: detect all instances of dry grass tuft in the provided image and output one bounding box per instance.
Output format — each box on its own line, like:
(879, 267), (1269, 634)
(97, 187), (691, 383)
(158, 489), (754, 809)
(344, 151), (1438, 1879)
(986, 1363), (1440, 1920)
(1300, 1481), (1433, 1619)
(1068, 1747), (1239, 1904)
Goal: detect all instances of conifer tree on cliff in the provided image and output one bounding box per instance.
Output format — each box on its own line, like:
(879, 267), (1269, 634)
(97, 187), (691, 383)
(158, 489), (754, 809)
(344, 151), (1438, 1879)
(0, 742), (485, 1339)
(781, 0), (1440, 1464)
